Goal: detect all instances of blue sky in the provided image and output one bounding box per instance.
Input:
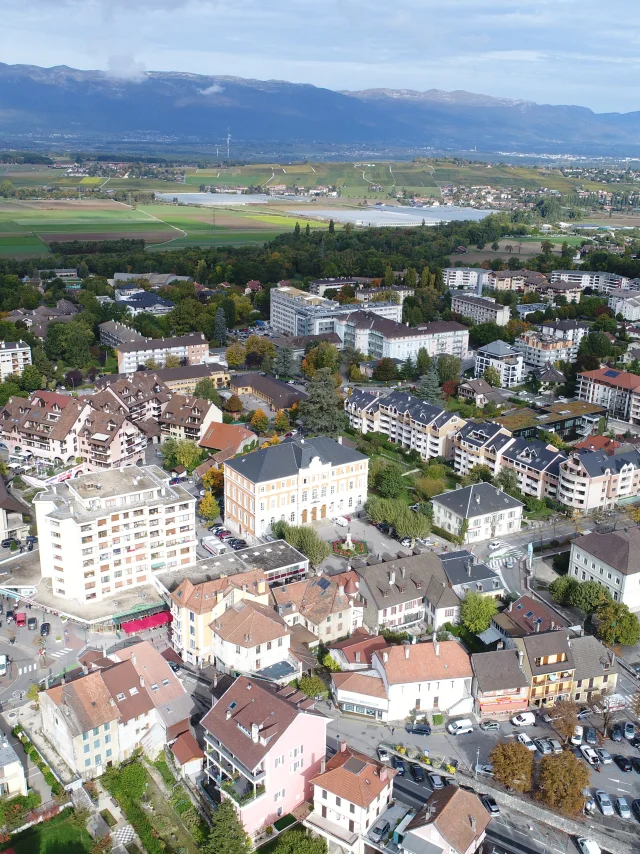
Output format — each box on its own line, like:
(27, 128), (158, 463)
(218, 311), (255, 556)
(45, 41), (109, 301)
(2, 0), (638, 113)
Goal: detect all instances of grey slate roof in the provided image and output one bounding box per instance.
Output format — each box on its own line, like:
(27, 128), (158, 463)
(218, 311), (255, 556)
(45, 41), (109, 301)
(456, 421), (512, 451)
(521, 631), (574, 676)
(356, 552), (459, 611)
(432, 482), (524, 519)
(346, 389), (380, 413)
(471, 648), (530, 693)
(501, 437), (566, 474)
(532, 364), (566, 383)
(225, 437), (367, 483)
(568, 446), (640, 479)
(574, 528), (640, 576)
(569, 635), (618, 683)
(439, 550), (503, 589)
(477, 340), (520, 358)
(379, 390), (459, 429)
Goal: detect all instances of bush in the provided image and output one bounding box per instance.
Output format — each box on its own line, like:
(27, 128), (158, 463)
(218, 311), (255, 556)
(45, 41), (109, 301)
(153, 755), (175, 787)
(415, 477), (445, 500)
(432, 714), (444, 726)
(422, 463), (448, 479)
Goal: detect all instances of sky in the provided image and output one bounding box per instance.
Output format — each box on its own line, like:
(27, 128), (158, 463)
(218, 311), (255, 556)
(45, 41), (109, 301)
(1, 0), (639, 113)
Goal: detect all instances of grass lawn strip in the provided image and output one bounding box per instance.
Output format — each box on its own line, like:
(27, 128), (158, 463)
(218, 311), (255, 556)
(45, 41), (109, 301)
(0, 809), (91, 854)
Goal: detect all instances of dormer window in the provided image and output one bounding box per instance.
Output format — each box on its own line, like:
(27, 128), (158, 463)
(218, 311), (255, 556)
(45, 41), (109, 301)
(129, 687), (138, 696)
(116, 693), (125, 701)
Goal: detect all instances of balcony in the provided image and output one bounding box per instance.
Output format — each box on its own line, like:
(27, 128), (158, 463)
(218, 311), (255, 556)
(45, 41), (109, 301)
(304, 812), (358, 848)
(205, 735), (266, 784)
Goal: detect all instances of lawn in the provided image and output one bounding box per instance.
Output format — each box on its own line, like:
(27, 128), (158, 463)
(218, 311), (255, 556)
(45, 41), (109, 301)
(1, 810), (92, 854)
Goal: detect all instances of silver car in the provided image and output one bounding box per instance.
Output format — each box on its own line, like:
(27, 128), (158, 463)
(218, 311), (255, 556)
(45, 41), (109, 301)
(595, 790), (614, 816)
(548, 738), (563, 754)
(616, 797), (631, 820)
(534, 738), (552, 755)
(370, 820), (390, 844)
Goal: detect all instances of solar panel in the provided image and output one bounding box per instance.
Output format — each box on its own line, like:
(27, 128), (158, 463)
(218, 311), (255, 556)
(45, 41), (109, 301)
(604, 370), (620, 377)
(318, 578), (331, 590)
(344, 757), (367, 774)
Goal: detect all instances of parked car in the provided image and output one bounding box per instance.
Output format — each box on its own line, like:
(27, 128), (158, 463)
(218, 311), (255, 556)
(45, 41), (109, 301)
(406, 722), (432, 736)
(512, 712), (536, 727)
(5, 611), (13, 623)
(428, 773), (444, 790)
(576, 707), (591, 720)
(614, 754), (632, 772)
(40, 622), (50, 637)
(392, 755), (406, 775)
(630, 756), (640, 774)
(475, 764), (494, 777)
(625, 721), (636, 740)
(480, 720), (500, 732)
(595, 790), (614, 816)
(580, 745), (599, 766)
(632, 799), (640, 822)
(595, 748), (612, 765)
(333, 516), (350, 527)
(409, 504), (421, 512)
(516, 733), (536, 751)
(610, 723), (623, 742)
(616, 797), (632, 820)
(399, 537), (413, 548)
(1, 538), (19, 549)
(576, 840), (601, 854)
(369, 820), (390, 844)
(548, 738), (563, 755)
(481, 795), (500, 817)
(410, 764), (425, 783)
(571, 726), (584, 746)
(27, 617), (37, 631)
(585, 727), (597, 745)
(535, 739), (552, 755)
(377, 746), (390, 763)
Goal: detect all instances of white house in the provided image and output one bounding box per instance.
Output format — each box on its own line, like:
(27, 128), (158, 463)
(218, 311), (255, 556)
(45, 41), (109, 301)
(474, 340), (524, 388)
(432, 483), (524, 544)
(568, 529), (640, 609)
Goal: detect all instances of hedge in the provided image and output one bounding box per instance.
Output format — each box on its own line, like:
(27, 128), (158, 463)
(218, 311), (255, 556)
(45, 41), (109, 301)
(432, 524), (462, 545)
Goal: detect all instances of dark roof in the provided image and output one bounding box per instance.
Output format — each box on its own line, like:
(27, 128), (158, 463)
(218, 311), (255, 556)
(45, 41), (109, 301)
(414, 320), (468, 334)
(378, 390), (461, 430)
(96, 364), (226, 388)
(565, 445), (640, 479)
(439, 550), (503, 590)
(477, 339), (520, 357)
(121, 292), (174, 309)
(339, 310), (426, 339)
(471, 648), (530, 693)
(456, 420), (512, 451)
(521, 631), (574, 676)
(230, 374), (308, 409)
(272, 333), (342, 350)
(225, 437), (367, 484)
(346, 389), (381, 413)
(0, 478), (28, 516)
(493, 594), (568, 636)
(451, 293), (505, 311)
(116, 332), (207, 354)
(532, 364), (566, 383)
(570, 635), (618, 682)
(432, 482), (523, 518)
(501, 437), (566, 473)
(574, 528), (640, 575)
(356, 552), (459, 611)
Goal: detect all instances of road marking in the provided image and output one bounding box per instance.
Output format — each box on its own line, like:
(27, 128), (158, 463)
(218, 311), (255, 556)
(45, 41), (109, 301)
(18, 664), (36, 675)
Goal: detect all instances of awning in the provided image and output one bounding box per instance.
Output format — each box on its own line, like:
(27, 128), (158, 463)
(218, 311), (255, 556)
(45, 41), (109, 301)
(121, 611), (172, 634)
(478, 626), (503, 645)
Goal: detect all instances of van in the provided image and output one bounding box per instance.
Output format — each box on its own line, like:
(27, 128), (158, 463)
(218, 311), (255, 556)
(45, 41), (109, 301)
(511, 712), (536, 727)
(0, 655), (7, 677)
(15, 613), (26, 628)
(447, 718), (474, 735)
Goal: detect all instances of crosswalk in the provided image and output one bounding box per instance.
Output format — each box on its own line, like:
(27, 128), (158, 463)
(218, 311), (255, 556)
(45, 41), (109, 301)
(17, 647), (72, 674)
(47, 647), (72, 659)
(18, 664), (36, 675)
(487, 548), (524, 570)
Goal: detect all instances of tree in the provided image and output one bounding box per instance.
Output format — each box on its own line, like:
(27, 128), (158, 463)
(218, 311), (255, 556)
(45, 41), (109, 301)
(214, 307), (228, 345)
(322, 653), (342, 672)
(415, 477), (446, 500)
(202, 467), (224, 494)
(460, 592), (498, 633)
(268, 829), (327, 854)
(393, 508), (430, 540)
(483, 366), (502, 388)
(250, 408), (270, 435)
(273, 409), (290, 433)
(383, 265), (394, 288)
(205, 798), (251, 854)
(225, 343), (246, 368)
(580, 331), (613, 358)
(246, 334), (276, 364)
(174, 439), (203, 472)
(274, 523), (330, 566)
(490, 741), (534, 792)
(299, 368), (347, 437)
(20, 364), (44, 393)
(165, 354), (181, 368)
(568, 580), (610, 614)
(461, 464), (494, 486)
(415, 361), (443, 404)
(550, 575), (578, 606)
(441, 380), (458, 399)
(225, 394), (243, 413)
(372, 358), (398, 382)
(550, 700), (579, 744)
(415, 348), (431, 376)
(595, 600), (640, 646)
(495, 467), (520, 495)
(301, 342), (341, 378)
(299, 674), (328, 699)
(437, 354), (461, 384)
(376, 463), (405, 499)
(26, 682), (40, 705)
(194, 378), (222, 407)
(275, 347), (294, 377)
(536, 751), (590, 816)
(199, 491), (220, 520)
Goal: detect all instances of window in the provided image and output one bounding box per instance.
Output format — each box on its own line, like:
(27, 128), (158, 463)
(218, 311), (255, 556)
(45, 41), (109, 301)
(336, 796), (341, 806)
(105, 735), (111, 744)
(85, 759), (91, 768)
(95, 754), (101, 765)
(104, 722), (110, 731)
(83, 733), (88, 741)
(350, 803), (355, 814)
(84, 744), (90, 754)
(322, 790), (327, 799)
(94, 740), (100, 749)
(106, 748), (112, 758)
(93, 727), (99, 736)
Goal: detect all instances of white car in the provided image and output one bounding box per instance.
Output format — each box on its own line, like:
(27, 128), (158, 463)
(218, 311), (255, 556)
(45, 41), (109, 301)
(571, 725), (584, 746)
(511, 712), (536, 727)
(488, 540), (503, 551)
(333, 516), (349, 527)
(580, 745), (599, 766)
(516, 733), (536, 751)
(576, 839), (601, 854)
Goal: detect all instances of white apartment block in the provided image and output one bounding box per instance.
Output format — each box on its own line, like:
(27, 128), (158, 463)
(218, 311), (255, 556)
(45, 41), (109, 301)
(443, 267), (490, 292)
(539, 320), (589, 359)
(34, 465), (197, 603)
(344, 389), (465, 461)
(551, 270), (630, 293)
(413, 321), (469, 359)
(451, 293), (510, 326)
(0, 341), (31, 381)
(474, 340), (525, 388)
(569, 529), (640, 608)
(557, 447), (640, 512)
(487, 270), (526, 291)
(270, 286), (401, 337)
(355, 286), (414, 306)
(577, 368), (640, 425)
(224, 437), (369, 540)
(452, 421), (514, 479)
(432, 482), (523, 545)
(116, 333), (209, 373)
(514, 331), (573, 368)
(608, 289), (640, 321)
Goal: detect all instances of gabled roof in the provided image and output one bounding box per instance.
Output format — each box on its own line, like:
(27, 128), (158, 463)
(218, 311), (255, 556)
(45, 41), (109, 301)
(311, 743), (394, 808)
(225, 437), (367, 484)
(271, 576), (352, 626)
(407, 787), (490, 854)
(432, 482), (523, 519)
(439, 550), (503, 590)
(573, 528), (640, 575)
(493, 594), (568, 637)
(471, 648), (529, 693)
(378, 390), (461, 430)
(520, 631), (574, 676)
(356, 552), (459, 611)
(570, 634), (618, 682)
(45, 670), (119, 737)
(501, 437), (567, 473)
(199, 422), (256, 452)
(171, 731), (204, 765)
(374, 640), (471, 685)
(230, 374), (308, 409)
(328, 630), (388, 666)
(170, 569), (267, 614)
(210, 600), (289, 646)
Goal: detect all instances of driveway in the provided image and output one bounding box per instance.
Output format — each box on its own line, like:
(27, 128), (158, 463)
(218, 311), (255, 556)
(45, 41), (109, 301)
(6, 727), (52, 801)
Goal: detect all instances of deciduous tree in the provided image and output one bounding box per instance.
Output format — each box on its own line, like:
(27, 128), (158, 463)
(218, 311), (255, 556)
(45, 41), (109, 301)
(164, 354), (181, 368)
(224, 394), (243, 413)
(250, 408), (270, 435)
(461, 464), (494, 486)
(225, 343), (246, 368)
(490, 741), (534, 792)
(437, 354), (461, 384)
(595, 600), (640, 646)
(483, 366), (502, 388)
(202, 467), (224, 494)
(273, 409), (290, 433)
(376, 463), (405, 499)
(550, 700), (579, 744)
(194, 378), (222, 407)
(415, 348), (431, 376)
(549, 575), (578, 606)
(569, 580), (610, 614)
(372, 358), (398, 382)
(199, 492), (220, 521)
(536, 751), (590, 816)
(460, 592), (497, 633)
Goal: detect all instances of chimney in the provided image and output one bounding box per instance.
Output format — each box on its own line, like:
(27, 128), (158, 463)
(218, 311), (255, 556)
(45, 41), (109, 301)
(213, 675), (218, 689)
(401, 566), (406, 578)
(404, 645), (410, 660)
(131, 653), (136, 666)
(226, 709), (233, 720)
(140, 676), (145, 688)
(251, 723), (260, 743)
(389, 570), (396, 585)
(320, 758), (326, 773)
(467, 559), (472, 577)
(380, 766), (388, 782)
(518, 650), (524, 667)
(355, 651), (361, 663)
(340, 739), (347, 753)
(551, 621), (555, 630)
(61, 675), (66, 685)
(337, 436), (343, 445)
(509, 601), (513, 612)
(382, 652), (388, 664)
(338, 585), (344, 596)
(434, 634), (440, 657)
(535, 622), (540, 633)
(470, 816), (476, 832)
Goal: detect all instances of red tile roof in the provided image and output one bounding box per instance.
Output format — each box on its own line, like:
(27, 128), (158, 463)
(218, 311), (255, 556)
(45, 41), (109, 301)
(171, 731), (203, 765)
(579, 368), (640, 390)
(311, 743), (394, 808)
(574, 435), (622, 455)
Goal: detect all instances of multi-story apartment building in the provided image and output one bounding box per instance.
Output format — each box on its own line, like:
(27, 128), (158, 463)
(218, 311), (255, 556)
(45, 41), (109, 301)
(471, 648), (530, 719)
(450, 293), (510, 326)
(412, 320), (469, 359)
(224, 437), (368, 541)
(158, 394), (221, 443)
(513, 331), (573, 369)
(569, 529), (640, 608)
(608, 289), (640, 321)
(270, 285), (401, 337)
(272, 575), (363, 642)
(539, 320), (589, 359)
(344, 390), (465, 461)
(169, 569), (269, 667)
(99, 321), (146, 349)
(558, 445), (640, 511)
(570, 635), (618, 704)
(210, 600), (293, 679)
(97, 364), (230, 396)
(551, 270), (629, 293)
(201, 677), (328, 837)
(355, 286), (414, 307)
(442, 267), (490, 292)
(487, 269), (527, 291)
(514, 631), (575, 708)
(305, 743), (395, 854)
(452, 420), (514, 477)
(496, 400), (607, 442)
(0, 391), (91, 465)
(34, 465), (197, 603)
(432, 482), (524, 544)
(78, 410), (148, 471)
(474, 340), (524, 388)
(577, 367), (640, 424)
(91, 374), (171, 423)
(115, 332), (209, 373)
(0, 341), (31, 381)
(40, 641), (191, 779)
(528, 280), (582, 304)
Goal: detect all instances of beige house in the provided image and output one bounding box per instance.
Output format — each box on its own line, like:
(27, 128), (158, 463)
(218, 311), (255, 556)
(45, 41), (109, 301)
(514, 631), (575, 709)
(210, 600), (294, 678)
(79, 410), (147, 471)
(0, 737), (27, 797)
(557, 446), (640, 511)
(570, 634), (618, 704)
(271, 575), (363, 642)
(170, 569), (269, 666)
(159, 395), (222, 444)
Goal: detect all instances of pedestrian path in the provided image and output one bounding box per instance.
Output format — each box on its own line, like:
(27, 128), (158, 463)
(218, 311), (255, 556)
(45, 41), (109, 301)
(18, 663), (37, 675)
(47, 647), (73, 658)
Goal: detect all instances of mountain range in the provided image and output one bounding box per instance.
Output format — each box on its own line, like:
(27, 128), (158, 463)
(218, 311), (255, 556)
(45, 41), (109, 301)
(1, 62), (639, 154)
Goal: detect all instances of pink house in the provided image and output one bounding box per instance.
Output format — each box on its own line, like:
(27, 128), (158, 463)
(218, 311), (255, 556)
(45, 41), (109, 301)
(200, 676), (328, 837)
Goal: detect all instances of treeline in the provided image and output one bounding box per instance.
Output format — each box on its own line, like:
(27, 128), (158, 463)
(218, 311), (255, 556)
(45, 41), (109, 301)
(46, 239), (146, 256)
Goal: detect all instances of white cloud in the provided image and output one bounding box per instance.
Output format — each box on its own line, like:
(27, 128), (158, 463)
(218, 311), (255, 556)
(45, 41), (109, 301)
(105, 53), (147, 82)
(199, 83), (224, 95)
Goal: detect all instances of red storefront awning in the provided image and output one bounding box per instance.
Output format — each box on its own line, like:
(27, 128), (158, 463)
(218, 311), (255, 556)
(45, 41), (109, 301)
(121, 611), (172, 634)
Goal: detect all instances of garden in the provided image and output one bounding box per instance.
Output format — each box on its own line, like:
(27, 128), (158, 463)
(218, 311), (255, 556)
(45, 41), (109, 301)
(0, 809), (91, 854)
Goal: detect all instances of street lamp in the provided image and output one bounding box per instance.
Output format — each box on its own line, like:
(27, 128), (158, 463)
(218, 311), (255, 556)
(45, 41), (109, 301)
(474, 747), (480, 779)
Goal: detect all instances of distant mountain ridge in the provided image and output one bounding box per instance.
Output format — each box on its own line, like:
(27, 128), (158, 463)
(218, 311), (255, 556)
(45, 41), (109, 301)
(0, 62), (638, 154)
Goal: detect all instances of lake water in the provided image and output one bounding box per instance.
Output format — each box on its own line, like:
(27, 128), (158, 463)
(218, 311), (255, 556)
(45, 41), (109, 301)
(286, 204), (499, 227)
(155, 192), (309, 206)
